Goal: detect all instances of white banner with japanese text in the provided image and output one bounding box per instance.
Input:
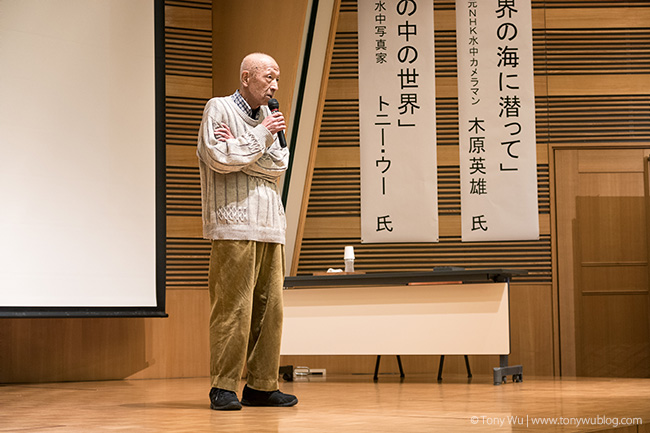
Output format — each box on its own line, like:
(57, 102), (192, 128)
(358, 0), (438, 243)
(456, 0), (539, 241)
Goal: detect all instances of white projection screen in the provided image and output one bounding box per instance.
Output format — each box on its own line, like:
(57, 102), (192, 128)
(0, 0), (166, 317)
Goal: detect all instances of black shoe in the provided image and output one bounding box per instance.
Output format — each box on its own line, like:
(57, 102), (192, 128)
(241, 384), (298, 407)
(209, 387), (242, 411)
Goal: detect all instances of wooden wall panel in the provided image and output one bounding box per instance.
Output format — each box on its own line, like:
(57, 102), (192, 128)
(127, 289), (210, 380)
(545, 5), (650, 376)
(165, 4), (211, 31)
(145, 1), (650, 380)
(0, 0), (214, 384)
(4, 0), (649, 384)
(548, 76), (650, 96)
(0, 289), (209, 383)
(545, 7), (650, 29)
(164, 0), (211, 303)
(165, 75), (212, 98)
(211, 0), (310, 124)
(288, 0), (650, 377)
(292, 0), (553, 286)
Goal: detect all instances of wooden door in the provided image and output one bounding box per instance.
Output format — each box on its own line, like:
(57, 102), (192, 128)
(555, 148), (650, 377)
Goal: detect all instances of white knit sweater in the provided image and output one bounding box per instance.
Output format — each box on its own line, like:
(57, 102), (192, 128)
(196, 96), (289, 244)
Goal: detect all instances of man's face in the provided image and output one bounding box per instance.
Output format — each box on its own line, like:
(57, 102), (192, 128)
(242, 60), (280, 109)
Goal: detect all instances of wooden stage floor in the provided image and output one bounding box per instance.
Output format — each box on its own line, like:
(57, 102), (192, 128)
(1, 374), (649, 432)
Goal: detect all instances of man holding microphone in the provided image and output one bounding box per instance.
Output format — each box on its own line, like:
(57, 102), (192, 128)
(196, 52), (297, 411)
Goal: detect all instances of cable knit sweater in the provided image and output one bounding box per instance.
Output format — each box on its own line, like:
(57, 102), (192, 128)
(196, 96), (289, 244)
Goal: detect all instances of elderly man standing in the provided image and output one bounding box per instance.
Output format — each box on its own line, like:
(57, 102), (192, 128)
(196, 52), (297, 411)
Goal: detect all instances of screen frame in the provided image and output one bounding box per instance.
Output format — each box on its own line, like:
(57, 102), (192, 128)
(0, 0), (167, 319)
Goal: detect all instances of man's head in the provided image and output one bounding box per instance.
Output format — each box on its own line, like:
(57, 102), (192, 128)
(239, 53), (280, 109)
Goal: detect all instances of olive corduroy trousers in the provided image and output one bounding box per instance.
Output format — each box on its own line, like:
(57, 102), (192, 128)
(208, 240), (285, 392)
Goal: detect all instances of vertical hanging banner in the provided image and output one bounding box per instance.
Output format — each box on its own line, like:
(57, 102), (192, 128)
(456, 0), (539, 241)
(358, 0), (438, 243)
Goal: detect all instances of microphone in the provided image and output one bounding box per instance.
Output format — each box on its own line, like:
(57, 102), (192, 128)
(267, 98), (287, 148)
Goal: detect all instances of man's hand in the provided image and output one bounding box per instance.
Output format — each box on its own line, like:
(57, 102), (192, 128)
(262, 111), (286, 135)
(214, 123), (235, 141)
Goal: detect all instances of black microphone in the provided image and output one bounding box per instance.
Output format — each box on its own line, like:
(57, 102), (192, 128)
(267, 98), (287, 148)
